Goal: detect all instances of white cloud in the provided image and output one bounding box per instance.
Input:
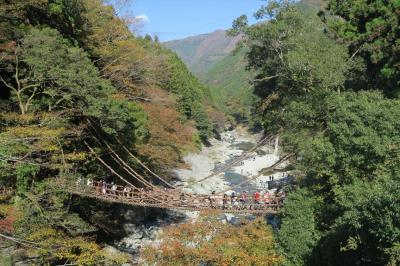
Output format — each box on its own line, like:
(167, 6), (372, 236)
(134, 14), (150, 23)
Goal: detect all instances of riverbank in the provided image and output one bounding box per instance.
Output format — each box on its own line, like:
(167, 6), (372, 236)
(114, 127), (285, 262)
(174, 127), (284, 194)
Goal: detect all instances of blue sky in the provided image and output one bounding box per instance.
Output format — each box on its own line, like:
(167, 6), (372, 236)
(112, 0), (267, 42)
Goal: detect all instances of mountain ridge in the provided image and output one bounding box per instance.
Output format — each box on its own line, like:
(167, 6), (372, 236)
(164, 30), (241, 78)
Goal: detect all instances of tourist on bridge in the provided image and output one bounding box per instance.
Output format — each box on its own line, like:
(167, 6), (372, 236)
(263, 190), (271, 205)
(96, 180), (102, 195)
(231, 192), (239, 209)
(254, 191), (261, 204)
(240, 191), (247, 208)
(230, 192), (236, 205)
(111, 182), (117, 197)
(222, 194), (228, 209)
(179, 192), (186, 203)
(277, 190), (286, 203)
(76, 176), (83, 188)
(101, 181), (107, 195)
(123, 186), (130, 197)
(208, 191), (216, 208)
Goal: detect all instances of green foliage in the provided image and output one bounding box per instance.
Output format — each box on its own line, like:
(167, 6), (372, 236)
(235, 1), (400, 265)
(164, 53), (213, 141)
(292, 91), (400, 196)
(14, 181), (96, 237)
(0, 255), (12, 266)
(19, 27), (113, 114)
(205, 48), (259, 124)
(386, 243), (400, 266)
(278, 189), (320, 265)
(229, 1), (350, 135)
(88, 98), (148, 141)
(15, 163), (39, 193)
(314, 176), (400, 265)
(326, 0), (400, 96)
(206, 49), (249, 95)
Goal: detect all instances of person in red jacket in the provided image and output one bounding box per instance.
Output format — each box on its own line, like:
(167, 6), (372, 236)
(254, 191), (261, 204)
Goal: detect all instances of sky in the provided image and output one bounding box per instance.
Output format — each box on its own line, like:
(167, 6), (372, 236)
(112, 0), (267, 42)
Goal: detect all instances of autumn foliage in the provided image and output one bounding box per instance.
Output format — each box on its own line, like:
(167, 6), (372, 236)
(0, 0), (219, 264)
(142, 216), (284, 266)
(0, 205), (16, 235)
(137, 88), (197, 170)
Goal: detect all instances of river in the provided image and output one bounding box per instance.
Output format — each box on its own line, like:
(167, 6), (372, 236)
(111, 127), (287, 262)
(175, 127), (285, 194)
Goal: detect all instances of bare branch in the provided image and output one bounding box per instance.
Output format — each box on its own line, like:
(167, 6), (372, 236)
(19, 83), (40, 93)
(251, 74), (281, 83)
(24, 86), (38, 113)
(14, 50), (20, 91)
(349, 45), (362, 61)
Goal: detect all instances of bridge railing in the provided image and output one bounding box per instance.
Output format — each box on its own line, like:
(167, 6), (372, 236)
(55, 178), (284, 213)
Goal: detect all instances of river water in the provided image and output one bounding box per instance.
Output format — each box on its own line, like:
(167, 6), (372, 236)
(175, 127), (284, 195)
(113, 128), (286, 262)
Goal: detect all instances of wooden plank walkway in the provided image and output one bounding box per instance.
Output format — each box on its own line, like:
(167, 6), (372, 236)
(57, 181), (283, 215)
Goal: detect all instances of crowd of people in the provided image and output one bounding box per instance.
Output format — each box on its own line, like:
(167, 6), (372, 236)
(209, 190), (285, 210)
(75, 177), (145, 198)
(74, 177), (285, 211)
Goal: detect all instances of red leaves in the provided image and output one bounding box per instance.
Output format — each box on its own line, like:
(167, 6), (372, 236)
(0, 205), (16, 235)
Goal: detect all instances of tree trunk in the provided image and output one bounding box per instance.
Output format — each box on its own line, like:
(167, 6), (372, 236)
(16, 91), (25, 115)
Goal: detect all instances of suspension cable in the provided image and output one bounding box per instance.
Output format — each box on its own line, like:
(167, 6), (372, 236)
(92, 136), (155, 189)
(216, 153), (294, 195)
(83, 141), (136, 188)
(115, 138), (176, 188)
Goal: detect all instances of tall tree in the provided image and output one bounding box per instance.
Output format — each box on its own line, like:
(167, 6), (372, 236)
(325, 0), (400, 97)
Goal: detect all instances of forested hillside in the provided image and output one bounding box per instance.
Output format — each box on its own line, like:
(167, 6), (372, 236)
(164, 30), (241, 78)
(166, 0), (325, 127)
(230, 0), (400, 265)
(1, 0), (399, 265)
(0, 0), (216, 264)
(148, 0), (400, 265)
(165, 30), (256, 126)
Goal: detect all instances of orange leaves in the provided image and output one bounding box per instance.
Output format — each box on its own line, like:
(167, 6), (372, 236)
(82, 0), (167, 93)
(142, 216), (284, 266)
(0, 205), (17, 235)
(137, 89), (197, 169)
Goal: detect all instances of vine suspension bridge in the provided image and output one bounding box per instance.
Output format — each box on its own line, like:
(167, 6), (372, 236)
(3, 134), (292, 215)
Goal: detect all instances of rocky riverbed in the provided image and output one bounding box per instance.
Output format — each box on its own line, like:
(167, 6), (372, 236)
(112, 127), (287, 261)
(174, 127), (285, 194)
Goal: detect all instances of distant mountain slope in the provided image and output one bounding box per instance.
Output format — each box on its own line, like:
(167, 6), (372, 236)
(164, 30), (241, 78)
(165, 0), (326, 122)
(205, 49), (248, 94)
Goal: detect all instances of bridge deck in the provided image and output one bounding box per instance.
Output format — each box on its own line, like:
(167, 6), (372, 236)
(59, 181), (282, 215)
